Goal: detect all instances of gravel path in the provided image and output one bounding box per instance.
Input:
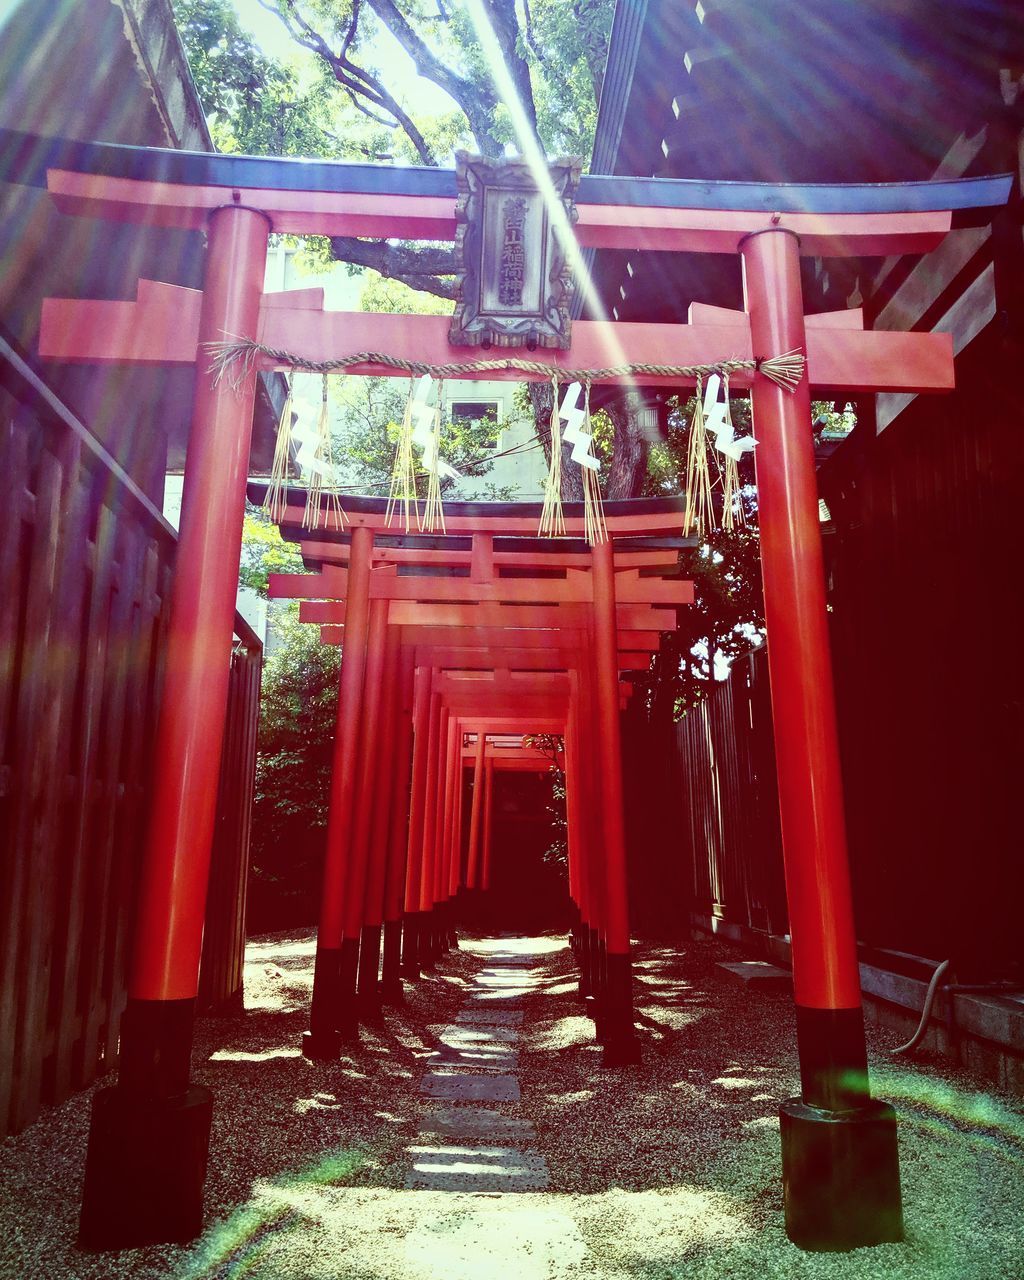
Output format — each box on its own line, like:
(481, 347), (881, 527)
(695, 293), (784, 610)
(2, 929), (1023, 1279)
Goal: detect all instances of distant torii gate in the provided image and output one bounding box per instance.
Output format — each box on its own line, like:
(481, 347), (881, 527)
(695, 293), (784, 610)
(27, 132), (1009, 1251)
(262, 524), (687, 1065)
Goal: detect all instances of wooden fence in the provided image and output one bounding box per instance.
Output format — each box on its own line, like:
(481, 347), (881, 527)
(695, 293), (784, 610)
(0, 337), (261, 1138)
(671, 652), (788, 937)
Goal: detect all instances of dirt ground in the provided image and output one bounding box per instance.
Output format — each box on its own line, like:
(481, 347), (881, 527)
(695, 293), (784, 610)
(2, 928), (1023, 1280)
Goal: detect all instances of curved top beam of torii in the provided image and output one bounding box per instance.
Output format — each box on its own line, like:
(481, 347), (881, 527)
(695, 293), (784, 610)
(3, 126), (1012, 252)
(26, 131), (1010, 394)
(23, 129), (1011, 395)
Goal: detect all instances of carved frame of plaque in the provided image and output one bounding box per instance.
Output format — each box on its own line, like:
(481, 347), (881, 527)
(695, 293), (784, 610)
(449, 152), (582, 350)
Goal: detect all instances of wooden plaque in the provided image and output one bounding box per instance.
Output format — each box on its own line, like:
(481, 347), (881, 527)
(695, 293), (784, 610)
(449, 152), (581, 350)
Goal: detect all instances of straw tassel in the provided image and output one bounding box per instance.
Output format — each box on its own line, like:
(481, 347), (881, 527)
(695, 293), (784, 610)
(263, 374), (294, 523)
(683, 376), (716, 540)
(580, 381), (607, 545)
(539, 375), (566, 538)
(719, 374), (745, 532)
(386, 375), (420, 533)
(302, 375), (346, 532)
(756, 348), (805, 391)
(420, 378), (447, 534)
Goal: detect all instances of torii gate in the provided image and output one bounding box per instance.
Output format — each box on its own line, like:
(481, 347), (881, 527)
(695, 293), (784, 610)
(261, 525), (685, 1065)
(28, 133), (1010, 1251)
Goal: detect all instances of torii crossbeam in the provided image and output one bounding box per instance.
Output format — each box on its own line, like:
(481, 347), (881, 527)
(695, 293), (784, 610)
(17, 126), (1009, 1252)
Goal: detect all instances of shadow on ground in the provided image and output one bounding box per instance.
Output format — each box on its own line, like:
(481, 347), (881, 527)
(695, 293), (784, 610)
(1, 929), (1022, 1280)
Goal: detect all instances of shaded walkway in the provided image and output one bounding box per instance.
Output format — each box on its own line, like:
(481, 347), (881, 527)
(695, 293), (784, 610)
(2, 930), (1023, 1279)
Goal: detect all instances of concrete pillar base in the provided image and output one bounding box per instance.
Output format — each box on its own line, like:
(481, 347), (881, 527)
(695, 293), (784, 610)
(781, 1097), (902, 1250)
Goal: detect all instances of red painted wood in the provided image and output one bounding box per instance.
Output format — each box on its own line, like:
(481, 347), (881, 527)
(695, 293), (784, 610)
(742, 229), (862, 1012)
(296, 570), (693, 607)
(457, 717), (564, 734)
(301, 600), (674, 630)
(364, 626), (400, 928)
(403, 666), (431, 916)
(438, 717), (458, 906)
(319, 624), (663, 662)
(688, 301), (865, 329)
(384, 649), (416, 923)
(46, 166), (952, 257)
(318, 526), (373, 948)
(343, 596), (389, 937)
(480, 755), (495, 892)
(449, 724), (464, 898)
(292, 543), (681, 572)
(592, 541), (633, 954)
(128, 207), (268, 1001)
(419, 692), (443, 913)
(40, 293), (953, 393)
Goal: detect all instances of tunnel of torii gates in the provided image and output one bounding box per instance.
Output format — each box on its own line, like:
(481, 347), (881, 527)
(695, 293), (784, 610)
(31, 135), (1010, 1252)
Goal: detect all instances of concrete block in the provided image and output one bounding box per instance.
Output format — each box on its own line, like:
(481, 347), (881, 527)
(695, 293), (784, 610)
(717, 960), (791, 990)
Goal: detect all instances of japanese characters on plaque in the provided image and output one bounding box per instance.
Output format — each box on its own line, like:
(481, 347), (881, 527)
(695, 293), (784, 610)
(449, 152), (581, 350)
(498, 196), (527, 308)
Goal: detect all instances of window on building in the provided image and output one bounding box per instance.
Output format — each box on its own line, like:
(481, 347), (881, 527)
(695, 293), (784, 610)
(450, 400), (501, 449)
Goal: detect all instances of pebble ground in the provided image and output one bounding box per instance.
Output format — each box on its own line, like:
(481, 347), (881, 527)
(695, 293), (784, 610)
(2, 928), (1023, 1279)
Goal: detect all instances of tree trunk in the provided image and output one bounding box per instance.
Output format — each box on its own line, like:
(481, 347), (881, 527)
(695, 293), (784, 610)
(527, 381), (584, 501)
(605, 390), (652, 499)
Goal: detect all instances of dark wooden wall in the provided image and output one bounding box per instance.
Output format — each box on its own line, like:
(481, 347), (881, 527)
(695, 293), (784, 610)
(660, 653), (787, 939)
(198, 639), (262, 1013)
(657, 402), (1021, 979)
(820, 326), (1022, 979)
(0, 342), (261, 1138)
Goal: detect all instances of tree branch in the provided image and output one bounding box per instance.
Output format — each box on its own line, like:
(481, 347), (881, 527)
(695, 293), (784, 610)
(366, 0), (504, 155)
(520, 0), (551, 76)
(328, 236), (459, 300)
(481, 0), (537, 133)
(260, 0), (437, 164)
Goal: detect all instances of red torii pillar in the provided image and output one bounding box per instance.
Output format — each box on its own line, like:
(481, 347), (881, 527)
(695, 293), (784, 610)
(359, 625), (403, 1008)
(79, 206), (270, 1249)
(304, 525), (374, 1058)
(466, 732), (487, 890)
(480, 751), (495, 891)
(743, 229), (900, 1249)
(343, 596), (390, 1018)
(402, 666), (433, 978)
(381, 648), (416, 1001)
(591, 540), (640, 1064)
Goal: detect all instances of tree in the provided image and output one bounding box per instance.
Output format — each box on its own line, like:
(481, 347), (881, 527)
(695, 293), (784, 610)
(174, 0), (631, 488)
(239, 503), (305, 595)
(174, 0), (350, 156)
(249, 606), (341, 928)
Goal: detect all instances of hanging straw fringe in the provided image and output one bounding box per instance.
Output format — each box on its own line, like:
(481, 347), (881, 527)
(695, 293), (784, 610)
(420, 378), (447, 534)
(539, 376), (566, 538)
(301, 375), (346, 532)
(262, 374), (294, 524)
(386, 375), (420, 533)
(580, 381), (608, 545)
(719, 374), (746, 532)
(207, 337), (806, 392)
(683, 376), (716, 540)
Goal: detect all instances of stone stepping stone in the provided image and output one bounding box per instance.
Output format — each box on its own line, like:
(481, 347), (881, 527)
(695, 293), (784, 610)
(428, 1047), (519, 1072)
(404, 1144), (549, 1192)
(419, 1071), (520, 1102)
(456, 1009), (524, 1026)
(429, 1024), (520, 1045)
(717, 960), (792, 989)
(474, 971), (541, 984)
(417, 1107), (536, 1143)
